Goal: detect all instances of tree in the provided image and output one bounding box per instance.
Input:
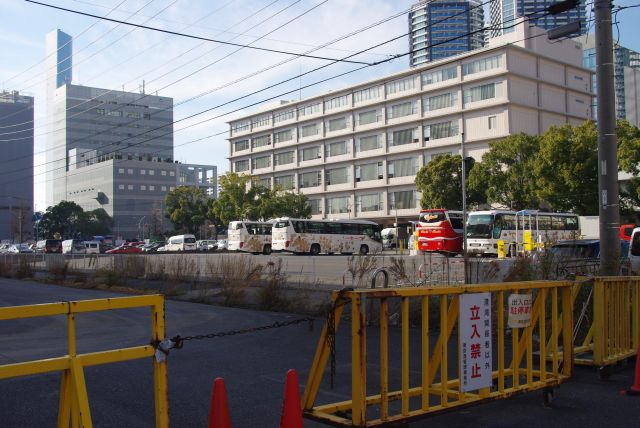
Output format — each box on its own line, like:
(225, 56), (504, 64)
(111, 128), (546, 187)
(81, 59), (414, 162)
(212, 173), (256, 224)
(468, 133), (541, 210)
(616, 120), (640, 213)
(268, 190), (311, 219)
(415, 154), (464, 209)
(164, 186), (209, 234)
(37, 201), (113, 239)
(534, 122), (599, 215)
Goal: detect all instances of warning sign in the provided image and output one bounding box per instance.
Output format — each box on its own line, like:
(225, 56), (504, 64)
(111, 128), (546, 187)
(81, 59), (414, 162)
(459, 292), (492, 392)
(508, 294), (532, 328)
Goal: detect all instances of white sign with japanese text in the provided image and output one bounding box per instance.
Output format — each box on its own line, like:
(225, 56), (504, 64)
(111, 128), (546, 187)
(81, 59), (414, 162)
(508, 294), (532, 328)
(459, 292), (492, 392)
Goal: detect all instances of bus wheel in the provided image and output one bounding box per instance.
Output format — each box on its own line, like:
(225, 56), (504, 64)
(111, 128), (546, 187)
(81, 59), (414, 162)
(359, 245), (369, 255)
(263, 245), (272, 255)
(310, 244), (321, 255)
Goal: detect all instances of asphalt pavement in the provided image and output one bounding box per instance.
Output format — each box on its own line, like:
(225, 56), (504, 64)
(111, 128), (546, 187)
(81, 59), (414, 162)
(0, 278), (638, 428)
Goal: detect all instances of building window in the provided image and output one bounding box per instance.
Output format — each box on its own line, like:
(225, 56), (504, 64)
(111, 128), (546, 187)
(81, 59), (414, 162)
(251, 135), (271, 149)
(325, 140), (349, 157)
(274, 109), (295, 123)
(324, 94), (349, 111)
(388, 127), (419, 147)
(463, 82), (502, 105)
(422, 66), (457, 86)
(234, 139), (250, 152)
(170, 171), (175, 177)
(325, 167), (350, 185)
(357, 193), (383, 212)
(252, 155), (271, 169)
(358, 109), (379, 125)
(274, 129), (293, 144)
(300, 123), (319, 138)
(388, 158), (418, 178)
(231, 120), (250, 133)
(356, 134), (381, 153)
(234, 159), (249, 172)
(308, 199), (322, 215)
(326, 196), (351, 214)
(353, 86), (381, 104)
(387, 100), (417, 120)
(141, 170), (146, 175)
(386, 76), (416, 95)
(128, 185), (133, 190)
(274, 175), (294, 190)
(161, 170), (167, 176)
(149, 170), (155, 175)
(253, 177), (271, 188)
(170, 186), (175, 191)
(299, 146), (320, 161)
(149, 185), (155, 191)
(275, 151), (295, 166)
(96, 108), (105, 115)
(462, 54), (502, 76)
(389, 190), (417, 210)
(251, 114), (271, 128)
(424, 121), (459, 140)
(328, 116), (348, 132)
(488, 116), (497, 129)
(127, 169), (133, 175)
(423, 92), (458, 111)
(141, 185), (146, 191)
(118, 168), (124, 174)
(118, 184), (125, 190)
(355, 162), (383, 182)
(161, 186), (167, 191)
(297, 102), (321, 118)
(299, 171), (321, 188)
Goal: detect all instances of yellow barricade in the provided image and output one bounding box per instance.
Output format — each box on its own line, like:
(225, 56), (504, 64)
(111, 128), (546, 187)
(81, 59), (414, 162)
(0, 295), (168, 428)
(302, 282), (573, 427)
(572, 277), (640, 369)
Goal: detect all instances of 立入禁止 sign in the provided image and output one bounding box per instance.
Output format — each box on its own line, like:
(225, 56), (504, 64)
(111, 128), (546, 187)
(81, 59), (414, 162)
(459, 292), (492, 392)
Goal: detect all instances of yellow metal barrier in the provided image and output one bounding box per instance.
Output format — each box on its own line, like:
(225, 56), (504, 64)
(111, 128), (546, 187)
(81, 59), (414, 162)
(0, 295), (168, 428)
(302, 282), (573, 427)
(573, 277), (640, 368)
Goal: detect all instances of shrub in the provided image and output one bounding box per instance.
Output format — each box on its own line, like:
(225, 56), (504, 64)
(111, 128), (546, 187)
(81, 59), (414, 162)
(257, 259), (290, 312)
(206, 255), (263, 306)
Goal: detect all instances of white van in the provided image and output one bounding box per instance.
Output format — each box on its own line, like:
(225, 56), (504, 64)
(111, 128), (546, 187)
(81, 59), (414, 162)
(84, 241), (102, 254)
(164, 234), (197, 252)
(630, 227), (640, 275)
(62, 239), (86, 254)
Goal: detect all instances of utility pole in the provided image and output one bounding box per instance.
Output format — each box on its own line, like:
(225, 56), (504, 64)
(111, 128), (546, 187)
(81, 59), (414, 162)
(594, 0), (621, 274)
(461, 133), (468, 284)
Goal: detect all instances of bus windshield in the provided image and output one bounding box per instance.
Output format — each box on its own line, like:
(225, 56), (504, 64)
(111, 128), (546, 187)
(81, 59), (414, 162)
(466, 214), (494, 238)
(419, 211), (447, 224)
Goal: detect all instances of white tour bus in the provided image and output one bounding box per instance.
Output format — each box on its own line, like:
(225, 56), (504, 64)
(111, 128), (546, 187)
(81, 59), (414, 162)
(164, 234), (197, 252)
(466, 210), (580, 256)
(227, 221), (273, 255)
(272, 218), (382, 255)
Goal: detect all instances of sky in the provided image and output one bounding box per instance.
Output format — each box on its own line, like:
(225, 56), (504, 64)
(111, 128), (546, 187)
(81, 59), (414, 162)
(1, 0), (639, 212)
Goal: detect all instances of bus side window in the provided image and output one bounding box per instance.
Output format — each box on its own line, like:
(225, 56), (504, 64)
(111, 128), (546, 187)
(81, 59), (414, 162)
(492, 215), (503, 239)
(566, 217), (578, 230)
(631, 233), (640, 256)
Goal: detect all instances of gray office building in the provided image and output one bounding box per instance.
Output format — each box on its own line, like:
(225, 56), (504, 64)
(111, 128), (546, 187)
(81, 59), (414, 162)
(0, 91), (34, 242)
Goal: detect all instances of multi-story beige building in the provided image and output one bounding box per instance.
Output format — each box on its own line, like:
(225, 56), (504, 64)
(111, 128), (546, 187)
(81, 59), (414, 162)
(227, 20), (593, 225)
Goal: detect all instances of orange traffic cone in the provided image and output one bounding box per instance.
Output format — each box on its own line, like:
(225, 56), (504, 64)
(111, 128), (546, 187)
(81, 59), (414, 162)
(280, 369), (304, 428)
(627, 337), (640, 396)
(208, 378), (232, 428)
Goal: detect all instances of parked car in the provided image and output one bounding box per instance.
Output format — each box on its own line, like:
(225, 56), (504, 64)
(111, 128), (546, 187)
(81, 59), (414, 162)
(197, 240), (217, 252)
(142, 242), (166, 253)
(549, 239), (630, 276)
(62, 239), (86, 254)
(0, 243), (11, 254)
(35, 239), (62, 253)
(106, 245), (143, 254)
(8, 244), (33, 254)
(215, 239), (228, 251)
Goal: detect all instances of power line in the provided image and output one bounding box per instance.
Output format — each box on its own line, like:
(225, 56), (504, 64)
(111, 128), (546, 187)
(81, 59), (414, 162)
(15, 4), (560, 187)
(25, 0), (371, 65)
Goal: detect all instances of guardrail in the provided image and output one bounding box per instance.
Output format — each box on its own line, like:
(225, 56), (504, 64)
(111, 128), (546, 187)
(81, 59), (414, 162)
(302, 281), (573, 427)
(0, 295), (168, 427)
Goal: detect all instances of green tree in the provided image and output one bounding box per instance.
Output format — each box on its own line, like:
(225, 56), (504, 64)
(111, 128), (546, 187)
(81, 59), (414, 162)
(534, 122), (599, 215)
(164, 186), (209, 234)
(415, 154), (465, 209)
(212, 173), (256, 224)
(616, 120), (640, 213)
(38, 201), (112, 239)
(468, 133), (541, 210)
(269, 190), (311, 218)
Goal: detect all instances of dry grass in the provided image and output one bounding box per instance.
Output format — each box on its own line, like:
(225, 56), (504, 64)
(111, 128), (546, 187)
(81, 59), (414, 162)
(345, 253), (379, 288)
(205, 255), (263, 306)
